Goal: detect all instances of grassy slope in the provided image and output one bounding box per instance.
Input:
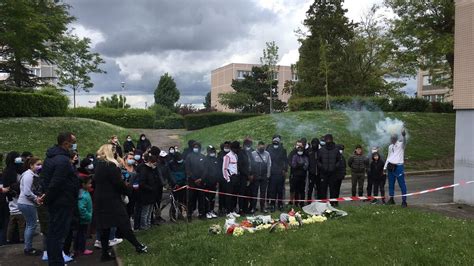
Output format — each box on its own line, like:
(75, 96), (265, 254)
(0, 117), (134, 160)
(119, 205), (473, 265)
(185, 111), (455, 171)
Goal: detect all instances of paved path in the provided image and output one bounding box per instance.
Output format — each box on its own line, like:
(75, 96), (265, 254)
(132, 129), (187, 150)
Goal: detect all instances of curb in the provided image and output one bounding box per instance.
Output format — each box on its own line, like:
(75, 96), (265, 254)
(113, 246), (123, 266)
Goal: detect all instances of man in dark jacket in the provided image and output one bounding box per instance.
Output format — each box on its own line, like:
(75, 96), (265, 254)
(250, 141), (271, 213)
(217, 141), (231, 216)
(287, 140), (303, 205)
(348, 144), (369, 197)
(185, 142), (207, 220)
(317, 134), (341, 203)
(136, 134), (151, 153)
(266, 136), (288, 212)
(335, 144), (347, 203)
(203, 146), (220, 218)
(307, 138), (320, 202)
(237, 138), (253, 214)
(41, 132), (79, 266)
(182, 139), (196, 160)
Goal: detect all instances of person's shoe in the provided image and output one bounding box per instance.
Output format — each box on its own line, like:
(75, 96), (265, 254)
(386, 197), (395, 205)
(381, 198), (386, 204)
(62, 251), (74, 263)
(210, 211), (218, 218)
(24, 248), (41, 256)
(100, 252), (115, 262)
(109, 238), (123, 247)
(401, 201), (408, 208)
(206, 212), (213, 219)
(230, 212), (240, 218)
(83, 249), (93, 255)
(135, 244), (148, 254)
(42, 251), (48, 261)
(94, 240), (102, 249)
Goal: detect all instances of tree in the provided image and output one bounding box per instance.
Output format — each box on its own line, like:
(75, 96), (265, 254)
(56, 34), (106, 108)
(260, 41), (280, 113)
(219, 66), (286, 113)
(154, 73), (180, 110)
(384, 0), (454, 89)
(203, 91), (211, 109)
(295, 0), (356, 97)
(96, 94), (130, 109)
(0, 0), (74, 87)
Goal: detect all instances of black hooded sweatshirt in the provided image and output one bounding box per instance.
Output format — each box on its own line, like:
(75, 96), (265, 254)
(185, 149), (206, 180)
(41, 146), (79, 208)
(317, 142), (341, 174)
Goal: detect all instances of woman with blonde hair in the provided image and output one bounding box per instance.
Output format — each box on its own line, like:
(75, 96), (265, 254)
(94, 144), (147, 261)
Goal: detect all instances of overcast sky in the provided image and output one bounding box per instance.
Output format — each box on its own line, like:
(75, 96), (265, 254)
(65, 0), (416, 108)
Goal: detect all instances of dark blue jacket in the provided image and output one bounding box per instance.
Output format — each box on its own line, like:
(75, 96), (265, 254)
(41, 146), (79, 208)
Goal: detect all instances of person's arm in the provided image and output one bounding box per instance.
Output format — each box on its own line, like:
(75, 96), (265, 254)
(266, 152), (272, 179)
(348, 156), (353, 168)
(222, 155), (230, 182)
(282, 148), (289, 173)
(78, 192), (90, 222)
(401, 129), (407, 148)
(45, 160), (70, 205)
(110, 165), (131, 196)
(22, 173), (37, 203)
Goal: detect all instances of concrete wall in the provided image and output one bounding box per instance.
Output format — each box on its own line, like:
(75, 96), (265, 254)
(453, 110), (474, 204)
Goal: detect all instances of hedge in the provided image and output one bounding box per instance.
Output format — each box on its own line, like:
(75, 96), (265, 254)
(0, 91), (69, 117)
(154, 114), (185, 129)
(288, 96), (454, 113)
(67, 108), (155, 128)
(184, 112), (261, 130)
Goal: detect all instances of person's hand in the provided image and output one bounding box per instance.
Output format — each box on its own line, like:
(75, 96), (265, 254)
(1, 187), (9, 193)
(36, 194), (45, 205)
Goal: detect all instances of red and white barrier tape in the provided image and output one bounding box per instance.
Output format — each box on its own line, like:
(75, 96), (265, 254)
(173, 180), (474, 203)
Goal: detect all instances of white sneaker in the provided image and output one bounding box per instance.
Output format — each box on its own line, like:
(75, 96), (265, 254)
(206, 212), (213, 219)
(210, 211), (218, 218)
(42, 251), (48, 261)
(94, 240), (102, 249)
(109, 238), (123, 247)
(62, 251), (73, 263)
(231, 212), (240, 217)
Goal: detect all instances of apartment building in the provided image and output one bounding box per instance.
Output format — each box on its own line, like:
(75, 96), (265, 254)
(416, 70), (452, 102)
(211, 63), (295, 112)
(0, 59), (58, 85)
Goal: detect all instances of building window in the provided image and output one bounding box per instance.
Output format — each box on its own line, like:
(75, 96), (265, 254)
(292, 72), (298, 81)
(28, 68), (40, 77)
(422, 75), (431, 86)
(436, 94), (444, 102)
(236, 70), (252, 79)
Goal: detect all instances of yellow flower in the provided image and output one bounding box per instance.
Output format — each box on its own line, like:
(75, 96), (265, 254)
(233, 227), (245, 237)
(289, 216), (296, 223)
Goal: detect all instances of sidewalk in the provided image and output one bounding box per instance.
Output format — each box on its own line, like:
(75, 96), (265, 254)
(0, 236), (116, 266)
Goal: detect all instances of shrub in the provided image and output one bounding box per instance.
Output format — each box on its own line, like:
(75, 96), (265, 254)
(149, 104), (173, 120)
(430, 102), (454, 113)
(391, 97), (430, 112)
(153, 114), (185, 129)
(183, 112), (260, 130)
(0, 91), (68, 117)
(288, 96), (391, 112)
(67, 107), (155, 128)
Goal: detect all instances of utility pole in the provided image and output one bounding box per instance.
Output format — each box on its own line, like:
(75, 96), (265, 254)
(121, 81), (125, 109)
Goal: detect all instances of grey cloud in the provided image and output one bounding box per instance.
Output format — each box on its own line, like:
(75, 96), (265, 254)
(66, 0), (275, 57)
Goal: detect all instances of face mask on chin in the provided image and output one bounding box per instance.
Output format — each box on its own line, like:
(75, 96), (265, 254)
(297, 151), (304, 156)
(273, 144), (279, 149)
(223, 148), (230, 153)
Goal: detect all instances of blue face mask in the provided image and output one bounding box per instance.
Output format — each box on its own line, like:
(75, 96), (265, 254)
(14, 157), (23, 164)
(177, 159), (184, 164)
(134, 155), (141, 161)
(193, 148), (199, 153)
(72, 143), (77, 150)
(320, 141), (326, 146)
(127, 159), (135, 166)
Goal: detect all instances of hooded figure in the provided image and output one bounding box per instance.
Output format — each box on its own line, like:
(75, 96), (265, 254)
(182, 139), (196, 160)
(317, 134), (342, 204)
(184, 142), (207, 219)
(203, 146), (220, 218)
(136, 134), (151, 153)
(266, 136), (288, 212)
(307, 138), (320, 201)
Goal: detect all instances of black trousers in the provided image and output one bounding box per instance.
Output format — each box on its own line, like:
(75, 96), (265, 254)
(373, 176), (387, 197)
(307, 173), (320, 201)
(204, 182), (217, 213)
(292, 175), (306, 206)
(367, 176), (374, 197)
(187, 180), (205, 217)
(74, 224), (88, 252)
(334, 178), (343, 198)
(238, 175), (250, 212)
(223, 175), (240, 213)
(218, 179), (227, 213)
(100, 226), (140, 256)
(0, 205), (9, 245)
(250, 177), (268, 210)
(47, 206), (72, 266)
(268, 175), (284, 208)
(319, 171), (338, 200)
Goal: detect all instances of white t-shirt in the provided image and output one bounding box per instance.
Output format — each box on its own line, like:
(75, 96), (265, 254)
(222, 151), (238, 182)
(384, 139), (405, 169)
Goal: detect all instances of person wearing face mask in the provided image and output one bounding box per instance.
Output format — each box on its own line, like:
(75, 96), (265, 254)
(250, 141), (271, 214)
(203, 146), (220, 219)
(222, 141), (241, 217)
(78, 158), (94, 178)
(369, 152), (386, 204)
(287, 140), (303, 206)
(348, 145), (369, 197)
(169, 153), (187, 216)
(123, 135), (136, 154)
(185, 142), (207, 220)
(237, 138), (254, 214)
(182, 139), (196, 160)
(307, 138), (320, 202)
(317, 134), (342, 204)
(266, 137), (288, 212)
(110, 135), (124, 159)
(135, 153), (158, 230)
(334, 144), (347, 204)
(41, 132), (81, 265)
(217, 141), (231, 216)
(291, 146), (309, 207)
(136, 134), (151, 153)
(122, 153), (137, 218)
(18, 157), (44, 256)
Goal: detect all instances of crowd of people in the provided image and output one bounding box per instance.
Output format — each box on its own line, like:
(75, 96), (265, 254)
(0, 129), (408, 265)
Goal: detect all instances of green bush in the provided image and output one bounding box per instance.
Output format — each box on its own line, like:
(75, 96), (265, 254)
(0, 91), (69, 117)
(428, 102), (454, 113)
(153, 114), (185, 129)
(67, 107), (155, 128)
(391, 97), (430, 112)
(288, 96), (391, 112)
(183, 112), (260, 130)
(149, 104), (173, 120)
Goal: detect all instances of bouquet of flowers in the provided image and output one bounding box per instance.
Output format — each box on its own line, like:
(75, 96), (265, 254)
(269, 222), (288, 233)
(233, 226), (245, 237)
(208, 224), (222, 235)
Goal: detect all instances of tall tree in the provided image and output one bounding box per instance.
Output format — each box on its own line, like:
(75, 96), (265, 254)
(295, 0), (356, 97)
(96, 94), (130, 109)
(219, 66), (286, 113)
(154, 73), (180, 110)
(56, 34), (106, 108)
(384, 0), (455, 89)
(203, 91), (211, 109)
(0, 0), (74, 87)
(260, 41), (280, 113)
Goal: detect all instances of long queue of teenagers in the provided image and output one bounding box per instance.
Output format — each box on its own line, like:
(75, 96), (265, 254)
(0, 130), (408, 264)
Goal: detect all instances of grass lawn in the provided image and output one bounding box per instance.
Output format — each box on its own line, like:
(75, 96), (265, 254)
(0, 117), (135, 162)
(185, 111), (455, 171)
(118, 205), (473, 265)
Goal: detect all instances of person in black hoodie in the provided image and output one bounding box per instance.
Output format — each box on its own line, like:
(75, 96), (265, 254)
(136, 153), (158, 230)
(217, 141), (231, 216)
(287, 140), (303, 205)
(369, 152), (386, 204)
(238, 138), (253, 214)
(334, 144), (347, 205)
(41, 132), (80, 265)
(266, 136), (288, 212)
(317, 134), (341, 203)
(182, 139), (196, 160)
(203, 146), (220, 218)
(290, 146), (309, 207)
(123, 135), (136, 153)
(307, 138), (320, 202)
(136, 134), (151, 153)
(185, 142), (207, 220)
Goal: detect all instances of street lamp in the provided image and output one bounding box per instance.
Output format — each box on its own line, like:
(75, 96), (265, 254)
(121, 81), (125, 109)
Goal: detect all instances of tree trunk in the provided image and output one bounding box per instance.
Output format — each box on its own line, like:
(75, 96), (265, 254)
(73, 88), (76, 108)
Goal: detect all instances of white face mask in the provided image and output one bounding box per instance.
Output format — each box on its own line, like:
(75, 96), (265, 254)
(297, 151), (304, 155)
(223, 148), (230, 153)
(340, 150), (343, 154)
(87, 164), (94, 170)
(245, 147), (251, 151)
(193, 148), (199, 153)
(209, 153), (216, 157)
(273, 145), (279, 149)
(141, 137), (146, 141)
(169, 149), (175, 154)
(127, 138), (132, 142)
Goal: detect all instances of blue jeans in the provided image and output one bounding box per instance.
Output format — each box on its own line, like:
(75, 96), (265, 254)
(96, 227), (116, 241)
(17, 203), (37, 251)
(140, 204), (153, 230)
(47, 206), (72, 266)
(388, 164), (407, 202)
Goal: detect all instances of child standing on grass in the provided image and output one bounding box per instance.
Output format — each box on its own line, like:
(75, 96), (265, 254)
(348, 145), (369, 197)
(369, 152), (386, 204)
(75, 175), (94, 256)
